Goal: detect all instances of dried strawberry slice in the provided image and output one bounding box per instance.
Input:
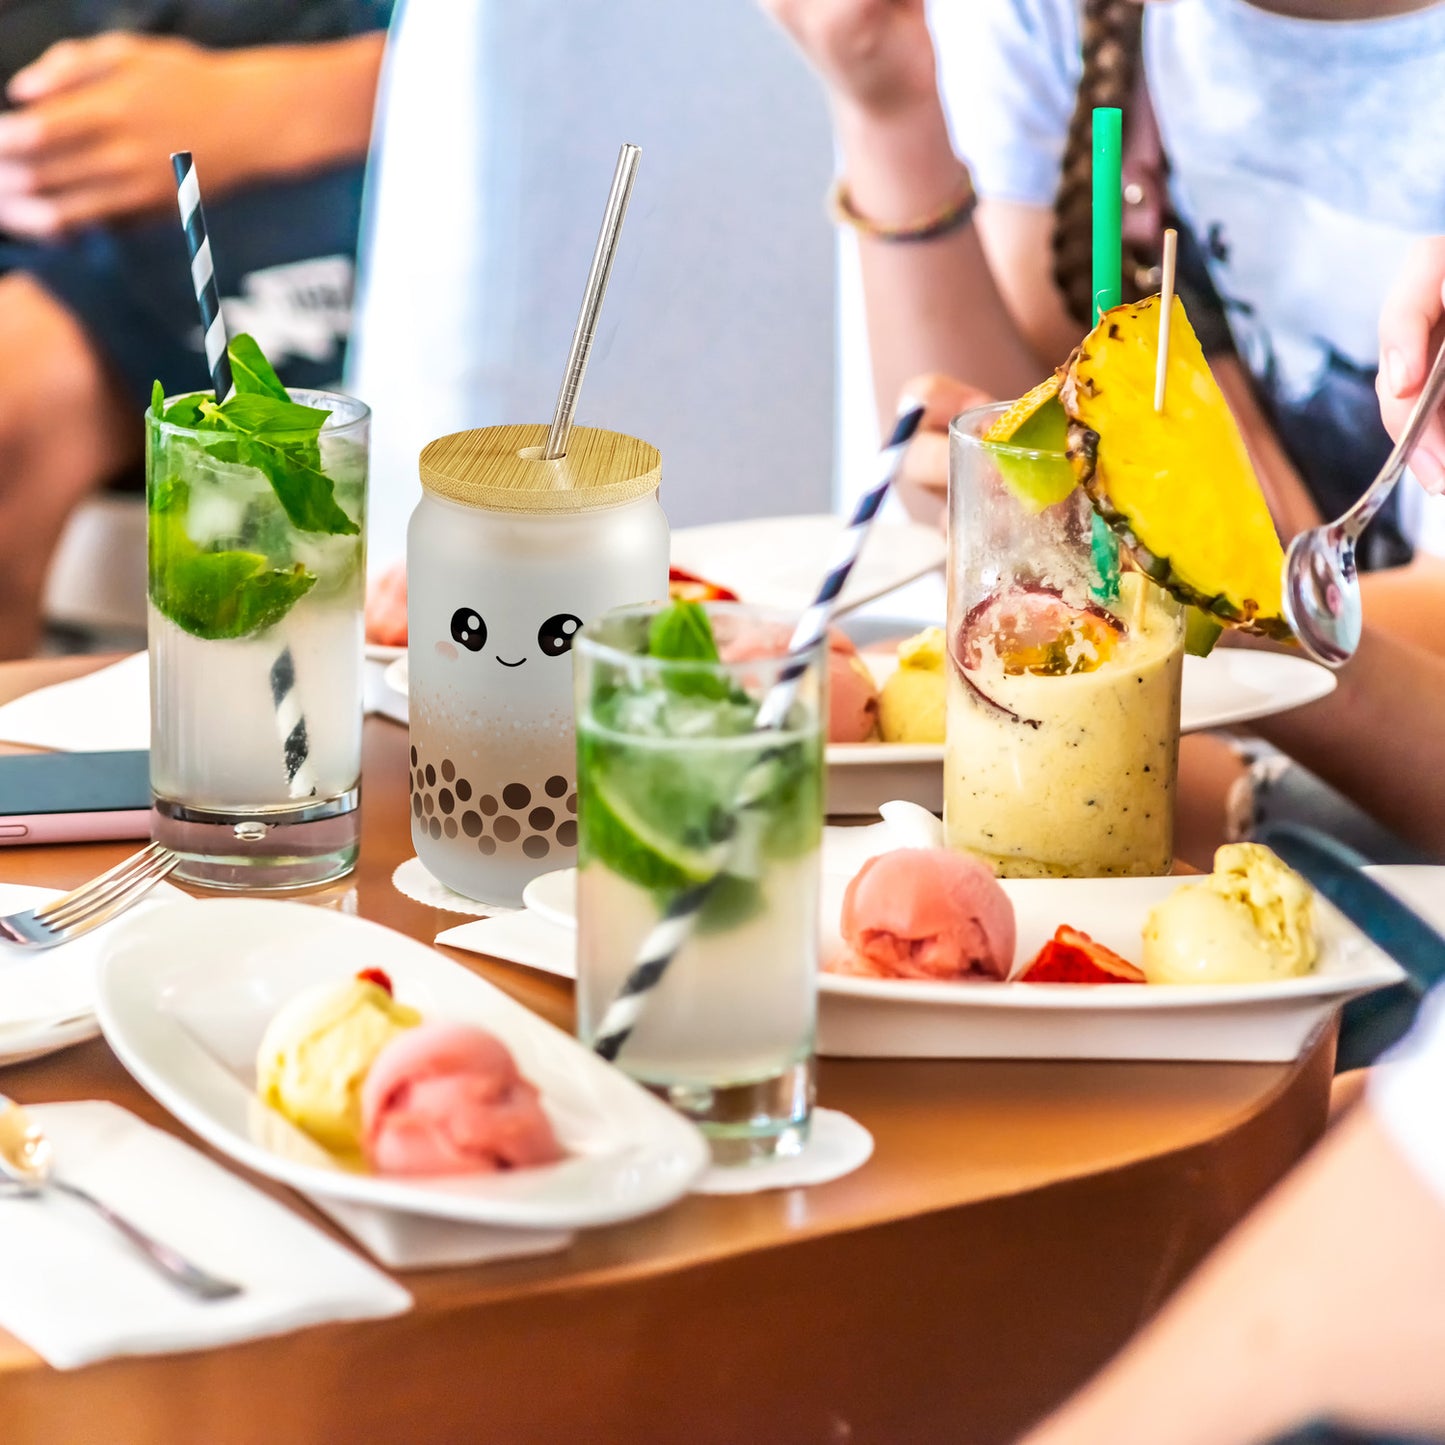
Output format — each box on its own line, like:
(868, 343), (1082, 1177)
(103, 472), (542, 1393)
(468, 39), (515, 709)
(668, 566), (739, 603)
(355, 967), (395, 995)
(1020, 926), (1145, 984)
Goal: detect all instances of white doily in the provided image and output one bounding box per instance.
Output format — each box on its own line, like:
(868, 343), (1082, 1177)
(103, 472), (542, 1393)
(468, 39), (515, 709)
(691, 1108), (873, 1195)
(390, 856), (519, 917)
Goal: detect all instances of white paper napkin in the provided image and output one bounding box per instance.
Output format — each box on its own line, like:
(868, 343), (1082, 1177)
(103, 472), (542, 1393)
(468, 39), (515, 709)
(306, 1192), (573, 1270)
(0, 1102), (410, 1369)
(0, 882), (188, 1032)
(0, 653), (149, 752)
(436, 911), (577, 978)
(691, 1108), (873, 1195)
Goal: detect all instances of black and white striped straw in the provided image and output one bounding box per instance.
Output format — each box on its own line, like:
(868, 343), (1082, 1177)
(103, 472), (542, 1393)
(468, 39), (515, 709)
(591, 400), (926, 1062)
(171, 152), (232, 404)
(170, 150), (316, 800)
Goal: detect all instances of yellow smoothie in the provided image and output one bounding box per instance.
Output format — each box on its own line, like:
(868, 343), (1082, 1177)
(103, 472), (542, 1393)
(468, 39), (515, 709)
(944, 583), (1183, 878)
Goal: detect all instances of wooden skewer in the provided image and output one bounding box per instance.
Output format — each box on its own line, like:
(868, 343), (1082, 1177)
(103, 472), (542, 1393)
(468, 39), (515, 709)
(1153, 228), (1179, 414)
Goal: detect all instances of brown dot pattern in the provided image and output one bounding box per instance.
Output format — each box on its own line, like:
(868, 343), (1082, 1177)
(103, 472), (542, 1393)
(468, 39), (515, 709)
(410, 748), (577, 862)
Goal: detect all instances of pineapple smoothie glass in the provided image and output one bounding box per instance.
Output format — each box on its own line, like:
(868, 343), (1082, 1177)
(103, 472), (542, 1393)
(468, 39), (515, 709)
(944, 402), (1184, 878)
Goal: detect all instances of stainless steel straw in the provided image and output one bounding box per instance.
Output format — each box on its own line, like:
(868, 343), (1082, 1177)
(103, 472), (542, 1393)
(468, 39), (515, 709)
(542, 143), (642, 460)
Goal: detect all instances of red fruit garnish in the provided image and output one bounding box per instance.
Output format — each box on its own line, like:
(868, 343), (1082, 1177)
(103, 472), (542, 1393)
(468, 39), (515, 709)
(355, 967), (395, 996)
(668, 566), (739, 603)
(1020, 926), (1145, 984)
(958, 586), (1123, 677)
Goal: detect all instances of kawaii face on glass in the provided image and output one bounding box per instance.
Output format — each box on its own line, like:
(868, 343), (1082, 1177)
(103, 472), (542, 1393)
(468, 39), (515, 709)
(435, 604), (585, 683)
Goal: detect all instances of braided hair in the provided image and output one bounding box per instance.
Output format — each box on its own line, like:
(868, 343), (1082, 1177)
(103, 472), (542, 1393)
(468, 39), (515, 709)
(1051, 0), (1150, 325)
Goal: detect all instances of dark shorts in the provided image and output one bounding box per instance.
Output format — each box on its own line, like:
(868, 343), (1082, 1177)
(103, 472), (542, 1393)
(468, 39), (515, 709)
(0, 0), (390, 483)
(0, 162), (368, 411)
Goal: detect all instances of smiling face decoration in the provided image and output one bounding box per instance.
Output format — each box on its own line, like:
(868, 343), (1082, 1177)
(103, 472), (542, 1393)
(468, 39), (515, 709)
(445, 607), (585, 670)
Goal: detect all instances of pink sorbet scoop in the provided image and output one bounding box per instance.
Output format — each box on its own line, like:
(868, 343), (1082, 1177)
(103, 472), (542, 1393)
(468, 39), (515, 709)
(361, 1022), (563, 1176)
(838, 848), (1015, 981)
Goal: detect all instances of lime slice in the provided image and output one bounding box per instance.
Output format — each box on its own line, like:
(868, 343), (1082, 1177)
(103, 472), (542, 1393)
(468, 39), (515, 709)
(1184, 606), (1225, 658)
(581, 770), (727, 894)
(982, 376), (1078, 514)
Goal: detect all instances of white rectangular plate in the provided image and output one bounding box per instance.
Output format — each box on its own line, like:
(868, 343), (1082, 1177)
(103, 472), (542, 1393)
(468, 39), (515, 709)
(520, 859), (1416, 1065)
(817, 872), (1406, 1063)
(95, 899), (708, 1228)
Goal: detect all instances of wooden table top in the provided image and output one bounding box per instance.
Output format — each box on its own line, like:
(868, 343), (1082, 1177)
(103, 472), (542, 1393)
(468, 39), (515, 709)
(0, 654), (1337, 1445)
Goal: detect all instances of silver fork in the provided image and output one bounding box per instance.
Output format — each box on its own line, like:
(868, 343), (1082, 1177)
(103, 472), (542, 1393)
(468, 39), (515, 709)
(0, 844), (180, 950)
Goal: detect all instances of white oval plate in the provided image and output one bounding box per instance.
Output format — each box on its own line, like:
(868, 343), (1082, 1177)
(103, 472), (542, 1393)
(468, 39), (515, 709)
(515, 857), (1418, 1063)
(96, 898), (709, 1228)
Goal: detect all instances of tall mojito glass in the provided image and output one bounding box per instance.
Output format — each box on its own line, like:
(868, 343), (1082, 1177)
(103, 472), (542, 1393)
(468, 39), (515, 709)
(946, 403), (1184, 878)
(147, 387), (368, 889)
(574, 604), (824, 1164)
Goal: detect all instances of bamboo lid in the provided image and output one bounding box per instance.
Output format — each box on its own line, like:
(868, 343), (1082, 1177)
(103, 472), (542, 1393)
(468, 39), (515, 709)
(418, 424), (661, 514)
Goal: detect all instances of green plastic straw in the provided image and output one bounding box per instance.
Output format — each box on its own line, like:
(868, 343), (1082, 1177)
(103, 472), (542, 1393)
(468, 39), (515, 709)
(1090, 106), (1123, 592)
(1091, 107), (1123, 323)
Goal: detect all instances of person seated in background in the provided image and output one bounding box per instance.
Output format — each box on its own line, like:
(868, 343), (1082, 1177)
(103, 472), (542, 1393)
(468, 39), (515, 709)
(763, 0), (1445, 635)
(0, 0), (392, 661)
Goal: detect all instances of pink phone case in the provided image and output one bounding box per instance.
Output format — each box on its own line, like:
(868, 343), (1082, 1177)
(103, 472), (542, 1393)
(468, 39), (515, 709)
(0, 810), (153, 846)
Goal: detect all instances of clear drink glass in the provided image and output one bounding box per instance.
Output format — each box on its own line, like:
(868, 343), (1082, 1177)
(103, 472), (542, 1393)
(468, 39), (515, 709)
(573, 604), (824, 1164)
(147, 389), (368, 889)
(946, 403), (1184, 878)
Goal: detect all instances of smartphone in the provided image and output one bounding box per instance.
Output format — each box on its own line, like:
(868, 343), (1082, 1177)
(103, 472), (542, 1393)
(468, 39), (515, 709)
(0, 750), (152, 845)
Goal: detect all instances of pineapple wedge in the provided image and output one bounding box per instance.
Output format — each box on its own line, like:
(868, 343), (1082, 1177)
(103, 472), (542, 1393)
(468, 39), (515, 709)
(1059, 296), (1291, 640)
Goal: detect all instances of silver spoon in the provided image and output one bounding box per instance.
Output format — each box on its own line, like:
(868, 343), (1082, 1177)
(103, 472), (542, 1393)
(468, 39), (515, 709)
(0, 1095), (243, 1302)
(1283, 337), (1445, 667)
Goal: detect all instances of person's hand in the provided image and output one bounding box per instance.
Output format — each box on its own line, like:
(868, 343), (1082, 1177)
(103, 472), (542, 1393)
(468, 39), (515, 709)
(757, 0), (938, 118)
(366, 561), (408, 647)
(896, 373), (995, 531)
(1377, 235), (1445, 494)
(0, 33), (252, 240)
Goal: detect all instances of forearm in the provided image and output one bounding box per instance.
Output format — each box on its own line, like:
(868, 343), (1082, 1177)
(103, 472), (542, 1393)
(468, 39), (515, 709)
(215, 33), (385, 187)
(1359, 557), (1445, 660)
(1022, 1106), (1445, 1445)
(1254, 626), (1445, 855)
(835, 95), (1045, 423)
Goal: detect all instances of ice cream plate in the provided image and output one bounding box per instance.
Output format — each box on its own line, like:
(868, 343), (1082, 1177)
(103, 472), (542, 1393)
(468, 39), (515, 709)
(93, 899), (710, 1229)
(816, 871), (1408, 1064)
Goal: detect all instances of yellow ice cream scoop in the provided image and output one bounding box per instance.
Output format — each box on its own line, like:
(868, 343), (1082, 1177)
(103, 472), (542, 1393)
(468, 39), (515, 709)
(878, 627), (946, 744)
(256, 974), (421, 1153)
(1142, 843), (1318, 984)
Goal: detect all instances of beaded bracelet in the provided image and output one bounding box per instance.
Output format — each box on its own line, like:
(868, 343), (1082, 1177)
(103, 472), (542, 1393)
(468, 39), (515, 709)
(827, 175), (978, 244)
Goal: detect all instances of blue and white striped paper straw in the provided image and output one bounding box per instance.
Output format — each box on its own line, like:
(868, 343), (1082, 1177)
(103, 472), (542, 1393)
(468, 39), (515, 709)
(591, 401), (926, 1062)
(170, 151), (316, 800)
(171, 152), (232, 404)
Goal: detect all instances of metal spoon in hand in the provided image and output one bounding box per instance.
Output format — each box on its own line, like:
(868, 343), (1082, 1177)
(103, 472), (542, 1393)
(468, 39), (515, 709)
(0, 1095), (243, 1302)
(1283, 338), (1445, 667)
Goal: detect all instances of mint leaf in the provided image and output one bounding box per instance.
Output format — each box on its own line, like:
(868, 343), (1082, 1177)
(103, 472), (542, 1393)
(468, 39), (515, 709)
(228, 333), (289, 401)
(150, 379), (164, 417)
(161, 393), (207, 428)
(240, 438), (359, 536)
(149, 499), (317, 639)
(648, 602), (719, 662)
(195, 394), (356, 536)
(200, 394), (331, 441)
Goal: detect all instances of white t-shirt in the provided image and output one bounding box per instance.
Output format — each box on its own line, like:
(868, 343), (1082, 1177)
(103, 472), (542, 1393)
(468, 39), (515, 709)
(1374, 983), (1445, 1205)
(349, 0), (838, 574)
(845, 0), (1445, 556)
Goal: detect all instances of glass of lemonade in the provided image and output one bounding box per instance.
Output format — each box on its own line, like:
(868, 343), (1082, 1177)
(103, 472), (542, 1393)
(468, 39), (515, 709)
(147, 389), (368, 889)
(573, 604), (824, 1164)
(946, 403), (1184, 878)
